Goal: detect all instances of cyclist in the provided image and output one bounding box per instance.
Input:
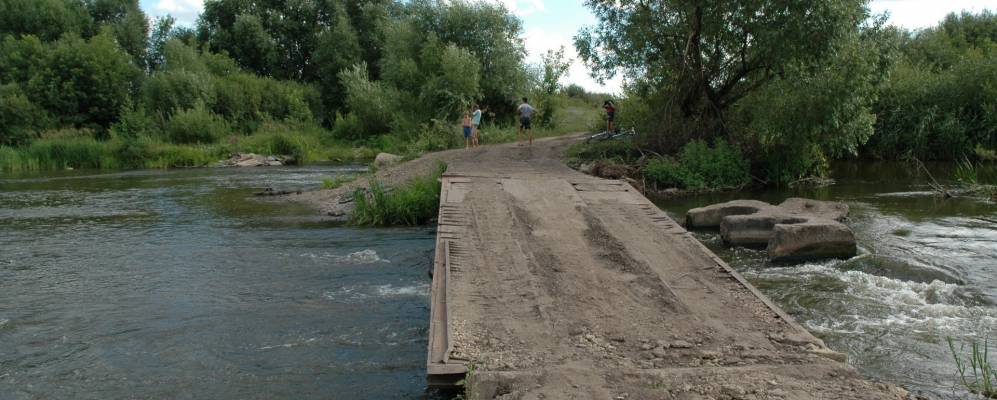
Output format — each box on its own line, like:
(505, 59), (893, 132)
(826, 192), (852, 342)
(603, 100), (616, 133)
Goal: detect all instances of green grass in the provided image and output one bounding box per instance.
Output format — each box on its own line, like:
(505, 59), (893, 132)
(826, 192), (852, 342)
(322, 174), (357, 189)
(948, 337), (997, 398)
(350, 161), (447, 226)
(0, 95), (600, 173)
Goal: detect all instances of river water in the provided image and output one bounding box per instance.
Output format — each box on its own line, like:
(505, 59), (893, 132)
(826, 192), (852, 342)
(0, 166), (437, 399)
(655, 161), (997, 399)
(1, 162), (995, 399)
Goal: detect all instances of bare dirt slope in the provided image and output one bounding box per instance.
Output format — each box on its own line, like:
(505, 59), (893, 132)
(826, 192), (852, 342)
(428, 136), (908, 399)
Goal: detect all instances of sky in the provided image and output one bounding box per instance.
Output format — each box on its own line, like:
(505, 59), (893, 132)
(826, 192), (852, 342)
(140, 0), (997, 94)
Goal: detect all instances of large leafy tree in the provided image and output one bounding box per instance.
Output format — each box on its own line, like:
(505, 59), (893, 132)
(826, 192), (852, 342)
(575, 0), (868, 144)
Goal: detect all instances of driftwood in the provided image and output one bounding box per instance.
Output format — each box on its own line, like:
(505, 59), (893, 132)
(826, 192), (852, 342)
(911, 156), (953, 198)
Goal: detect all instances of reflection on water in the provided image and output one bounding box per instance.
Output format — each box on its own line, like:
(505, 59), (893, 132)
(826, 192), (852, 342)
(655, 161), (997, 399)
(0, 166), (436, 399)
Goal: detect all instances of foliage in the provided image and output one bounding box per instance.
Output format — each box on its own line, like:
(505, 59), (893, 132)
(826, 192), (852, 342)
(644, 140), (750, 190)
(576, 0), (868, 145)
(165, 103), (229, 144)
(22, 30), (141, 131)
(866, 13), (997, 160)
(530, 47), (572, 128)
(948, 337), (997, 398)
(0, 84), (50, 146)
(323, 174), (357, 190)
(351, 161), (447, 226)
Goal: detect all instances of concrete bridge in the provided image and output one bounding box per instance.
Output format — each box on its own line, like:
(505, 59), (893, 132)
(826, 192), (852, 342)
(426, 136), (905, 399)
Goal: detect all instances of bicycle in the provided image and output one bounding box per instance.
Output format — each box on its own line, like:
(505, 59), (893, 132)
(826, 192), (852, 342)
(586, 127), (637, 143)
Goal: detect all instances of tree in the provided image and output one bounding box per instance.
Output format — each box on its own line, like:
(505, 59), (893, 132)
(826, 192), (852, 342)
(539, 46), (571, 96)
(575, 0), (868, 146)
(28, 30), (142, 129)
(0, 0), (91, 41)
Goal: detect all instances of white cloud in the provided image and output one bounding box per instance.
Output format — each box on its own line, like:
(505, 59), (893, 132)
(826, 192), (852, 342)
(498, 0), (545, 16)
(522, 27), (623, 95)
(151, 0), (204, 26)
(870, 0), (997, 29)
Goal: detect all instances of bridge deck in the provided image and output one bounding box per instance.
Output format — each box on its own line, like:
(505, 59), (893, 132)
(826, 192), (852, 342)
(426, 137), (904, 399)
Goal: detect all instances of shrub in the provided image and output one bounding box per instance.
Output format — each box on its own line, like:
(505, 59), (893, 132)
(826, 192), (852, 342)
(680, 139), (751, 189)
(143, 70), (217, 121)
(643, 140), (750, 190)
(240, 126), (321, 164)
(146, 142), (223, 168)
(566, 138), (642, 164)
(23, 137), (111, 170)
(110, 107), (157, 140)
(351, 161), (447, 226)
(413, 119), (462, 152)
(166, 103), (229, 144)
(0, 84), (49, 146)
(644, 157), (692, 189)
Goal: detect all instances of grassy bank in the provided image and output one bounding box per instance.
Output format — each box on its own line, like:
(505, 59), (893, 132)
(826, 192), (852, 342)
(351, 161), (447, 226)
(0, 96), (599, 174)
(566, 137), (753, 192)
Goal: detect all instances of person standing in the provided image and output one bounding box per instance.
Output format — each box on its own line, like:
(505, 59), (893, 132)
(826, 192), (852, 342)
(462, 110), (473, 149)
(603, 100), (616, 133)
(471, 104), (483, 148)
(516, 97), (535, 146)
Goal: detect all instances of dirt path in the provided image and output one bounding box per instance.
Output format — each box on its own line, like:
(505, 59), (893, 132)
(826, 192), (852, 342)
(425, 136), (909, 399)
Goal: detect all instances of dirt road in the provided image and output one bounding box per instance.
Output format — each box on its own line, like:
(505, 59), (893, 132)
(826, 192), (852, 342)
(424, 136), (908, 399)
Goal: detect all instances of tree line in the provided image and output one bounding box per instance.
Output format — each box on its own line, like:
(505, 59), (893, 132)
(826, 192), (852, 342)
(576, 1), (995, 184)
(1, 0), (578, 171)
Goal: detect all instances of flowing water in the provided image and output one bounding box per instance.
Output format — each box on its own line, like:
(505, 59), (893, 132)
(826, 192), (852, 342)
(2, 162), (995, 399)
(654, 161), (997, 399)
(0, 166), (438, 399)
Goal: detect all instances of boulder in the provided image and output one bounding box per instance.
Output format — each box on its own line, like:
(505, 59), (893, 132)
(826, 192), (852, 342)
(374, 153), (403, 168)
(220, 153), (288, 167)
(767, 220), (857, 262)
(720, 213), (807, 247)
(778, 198), (849, 221)
(687, 198), (857, 262)
(685, 200), (770, 229)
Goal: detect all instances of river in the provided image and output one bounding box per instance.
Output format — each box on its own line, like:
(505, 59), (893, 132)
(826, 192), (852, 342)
(1, 162), (995, 399)
(655, 161), (997, 399)
(0, 166), (436, 399)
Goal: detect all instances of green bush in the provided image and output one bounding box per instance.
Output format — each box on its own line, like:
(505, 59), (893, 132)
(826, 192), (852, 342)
(351, 161), (447, 226)
(643, 140), (750, 190)
(145, 142), (224, 168)
(680, 139), (751, 189)
(23, 137), (112, 170)
(566, 138), (642, 164)
(110, 107), (157, 140)
(240, 125), (322, 163)
(413, 119), (462, 152)
(0, 84), (49, 146)
(166, 104), (229, 144)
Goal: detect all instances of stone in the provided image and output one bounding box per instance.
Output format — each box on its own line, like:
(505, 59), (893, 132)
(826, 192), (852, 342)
(220, 153), (289, 167)
(374, 153), (403, 168)
(778, 197), (849, 221)
(767, 220), (857, 262)
(685, 200), (770, 229)
(687, 197), (857, 262)
(670, 340), (693, 349)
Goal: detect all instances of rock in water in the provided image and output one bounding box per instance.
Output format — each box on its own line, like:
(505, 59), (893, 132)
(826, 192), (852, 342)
(685, 200), (771, 229)
(767, 220), (857, 262)
(374, 153), (403, 168)
(686, 198), (856, 262)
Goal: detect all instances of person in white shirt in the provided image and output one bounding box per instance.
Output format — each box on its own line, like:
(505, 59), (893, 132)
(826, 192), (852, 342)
(516, 97), (535, 146)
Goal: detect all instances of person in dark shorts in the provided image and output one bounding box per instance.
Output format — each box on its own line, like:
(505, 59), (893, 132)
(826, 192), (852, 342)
(516, 97), (535, 145)
(462, 110), (472, 149)
(603, 100), (616, 132)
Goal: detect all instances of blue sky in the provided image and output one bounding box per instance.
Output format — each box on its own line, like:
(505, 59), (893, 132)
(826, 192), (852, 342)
(140, 0), (997, 93)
